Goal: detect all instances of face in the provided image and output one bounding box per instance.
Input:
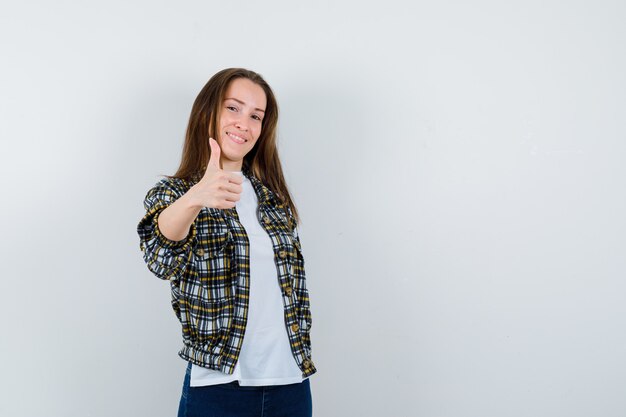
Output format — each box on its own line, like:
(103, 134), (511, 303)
(215, 77), (267, 171)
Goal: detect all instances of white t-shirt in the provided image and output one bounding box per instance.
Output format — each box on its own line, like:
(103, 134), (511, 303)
(190, 171), (307, 386)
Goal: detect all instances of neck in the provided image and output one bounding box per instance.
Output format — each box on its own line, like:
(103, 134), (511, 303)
(221, 159), (243, 172)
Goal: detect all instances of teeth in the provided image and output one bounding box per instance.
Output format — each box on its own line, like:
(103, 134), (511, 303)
(228, 132), (247, 143)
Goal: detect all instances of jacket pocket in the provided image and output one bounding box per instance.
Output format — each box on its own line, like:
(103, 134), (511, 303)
(184, 295), (234, 345)
(193, 220), (232, 261)
(285, 233), (305, 281)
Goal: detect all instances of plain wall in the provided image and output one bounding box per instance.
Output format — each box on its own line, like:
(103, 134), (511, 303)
(1, 1), (625, 416)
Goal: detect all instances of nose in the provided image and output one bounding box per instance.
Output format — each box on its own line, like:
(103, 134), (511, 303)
(234, 116), (249, 131)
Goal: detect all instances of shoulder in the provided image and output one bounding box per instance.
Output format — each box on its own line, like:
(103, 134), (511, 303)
(142, 176), (194, 209)
(150, 176), (194, 195)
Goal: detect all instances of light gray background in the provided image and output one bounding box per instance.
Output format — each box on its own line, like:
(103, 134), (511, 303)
(1, 1), (625, 416)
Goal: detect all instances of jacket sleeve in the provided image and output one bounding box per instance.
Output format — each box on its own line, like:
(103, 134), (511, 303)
(137, 178), (196, 282)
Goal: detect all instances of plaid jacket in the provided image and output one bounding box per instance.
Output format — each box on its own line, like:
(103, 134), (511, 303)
(137, 166), (316, 378)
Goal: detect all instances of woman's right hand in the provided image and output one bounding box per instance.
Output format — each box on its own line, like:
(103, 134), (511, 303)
(189, 138), (243, 209)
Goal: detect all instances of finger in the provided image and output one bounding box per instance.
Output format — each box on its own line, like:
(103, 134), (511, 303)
(221, 190), (242, 202)
(225, 172), (244, 184)
(221, 182), (243, 194)
(207, 137), (222, 170)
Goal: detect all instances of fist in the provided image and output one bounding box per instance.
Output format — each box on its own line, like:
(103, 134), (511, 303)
(189, 137), (243, 209)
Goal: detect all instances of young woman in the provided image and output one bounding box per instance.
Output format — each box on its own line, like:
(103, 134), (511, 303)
(137, 68), (316, 417)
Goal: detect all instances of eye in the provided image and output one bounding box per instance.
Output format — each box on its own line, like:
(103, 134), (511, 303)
(227, 105), (261, 120)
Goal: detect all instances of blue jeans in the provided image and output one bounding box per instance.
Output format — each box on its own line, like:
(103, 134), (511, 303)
(177, 362), (313, 417)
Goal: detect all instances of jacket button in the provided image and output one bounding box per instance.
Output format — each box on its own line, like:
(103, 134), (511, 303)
(285, 287), (293, 297)
(278, 250), (287, 259)
(291, 323), (299, 332)
(197, 248), (204, 257)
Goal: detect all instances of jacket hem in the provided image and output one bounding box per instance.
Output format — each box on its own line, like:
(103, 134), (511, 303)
(178, 346), (235, 375)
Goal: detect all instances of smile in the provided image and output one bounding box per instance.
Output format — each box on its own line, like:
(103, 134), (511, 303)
(227, 132), (248, 144)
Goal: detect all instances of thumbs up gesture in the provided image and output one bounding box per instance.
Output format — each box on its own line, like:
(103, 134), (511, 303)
(189, 137), (243, 209)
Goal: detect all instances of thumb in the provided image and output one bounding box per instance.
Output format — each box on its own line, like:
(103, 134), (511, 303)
(207, 137), (222, 170)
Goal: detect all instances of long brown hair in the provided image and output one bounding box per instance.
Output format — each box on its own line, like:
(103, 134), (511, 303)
(167, 68), (300, 225)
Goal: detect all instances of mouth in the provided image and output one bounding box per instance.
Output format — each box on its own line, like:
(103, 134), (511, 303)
(226, 131), (248, 144)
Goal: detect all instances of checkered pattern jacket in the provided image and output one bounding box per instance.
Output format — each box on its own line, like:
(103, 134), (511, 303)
(137, 166), (316, 377)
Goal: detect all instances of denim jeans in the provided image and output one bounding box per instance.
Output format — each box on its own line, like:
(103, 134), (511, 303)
(177, 362), (313, 417)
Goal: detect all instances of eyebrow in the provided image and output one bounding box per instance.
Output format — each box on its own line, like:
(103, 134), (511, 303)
(224, 97), (266, 113)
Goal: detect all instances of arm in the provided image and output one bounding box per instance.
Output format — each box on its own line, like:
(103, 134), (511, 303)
(157, 188), (202, 241)
(138, 138), (243, 280)
(137, 179), (199, 281)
